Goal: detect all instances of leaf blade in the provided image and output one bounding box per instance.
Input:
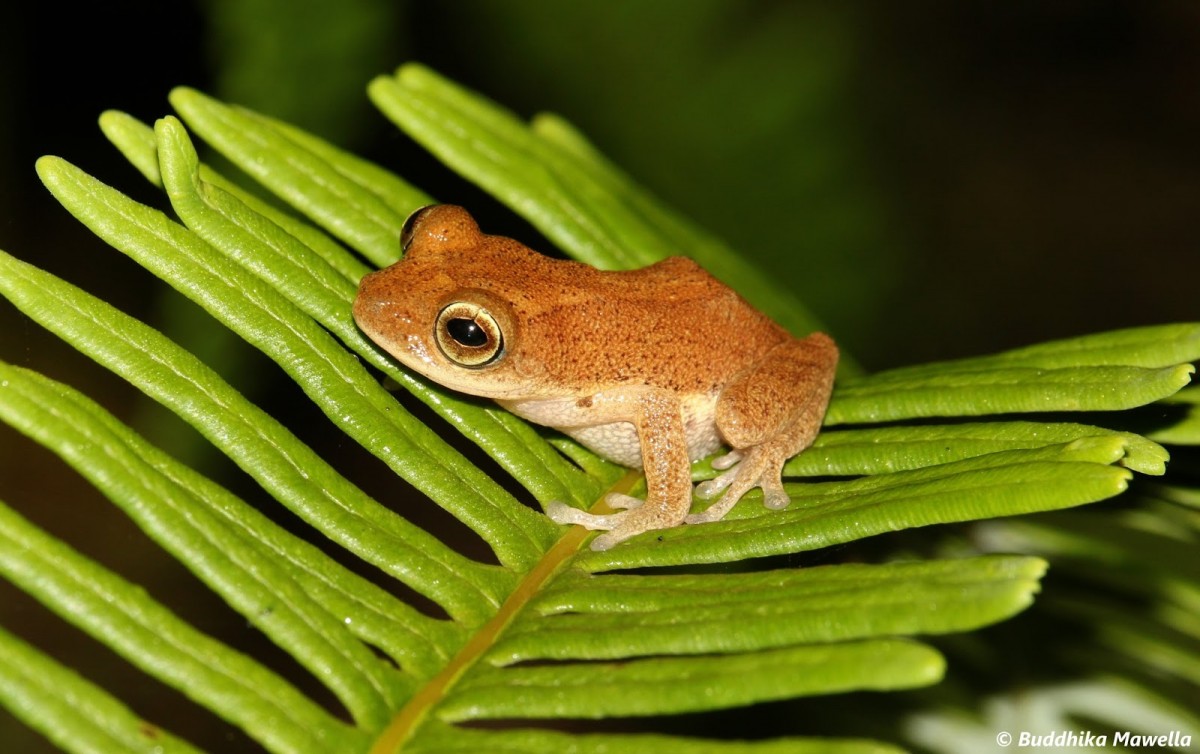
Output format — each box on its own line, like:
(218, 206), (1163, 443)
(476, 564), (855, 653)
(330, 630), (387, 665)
(0, 499), (363, 754)
(0, 626), (205, 754)
(584, 452), (1132, 570)
(407, 720), (906, 754)
(0, 243), (499, 623)
(442, 640), (943, 720)
(829, 364), (1193, 424)
(779, 421), (1169, 477)
(491, 555), (1046, 662)
(168, 87), (429, 267)
(0, 363), (416, 725)
(33, 154), (554, 576)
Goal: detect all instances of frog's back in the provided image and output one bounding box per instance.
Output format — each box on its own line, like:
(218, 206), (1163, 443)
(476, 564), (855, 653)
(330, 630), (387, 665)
(524, 255), (791, 394)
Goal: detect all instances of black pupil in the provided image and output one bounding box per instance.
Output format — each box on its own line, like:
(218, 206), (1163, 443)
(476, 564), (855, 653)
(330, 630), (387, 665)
(447, 318), (488, 347)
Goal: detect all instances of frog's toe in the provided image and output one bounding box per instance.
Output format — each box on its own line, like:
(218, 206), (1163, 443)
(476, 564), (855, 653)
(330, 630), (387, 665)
(752, 457), (791, 512)
(695, 471), (734, 500)
(603, 492), (645, 511)
(688, 471), (753, 523)
(684, 507), (720, 525)
(546, 502), (628, 531)
(547, 498), (675, 550)
(588, 505), (681, 550)
(545, 501), (584, 525)
(590, 530), (626, 551)
(696, 451), (745, 499)
(761, 478), (791, 510)
(710, 449), (743, 471)
(686, 446), (790, 523)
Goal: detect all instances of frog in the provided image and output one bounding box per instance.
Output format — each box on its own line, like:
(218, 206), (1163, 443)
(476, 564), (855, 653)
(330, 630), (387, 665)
(352, 205), (838, 551)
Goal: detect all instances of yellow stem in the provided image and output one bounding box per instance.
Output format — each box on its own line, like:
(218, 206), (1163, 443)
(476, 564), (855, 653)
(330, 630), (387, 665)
(369, 470), (640, 753)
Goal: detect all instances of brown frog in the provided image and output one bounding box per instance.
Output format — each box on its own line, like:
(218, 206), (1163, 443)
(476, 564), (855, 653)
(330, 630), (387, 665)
(353, 205), (837, 550)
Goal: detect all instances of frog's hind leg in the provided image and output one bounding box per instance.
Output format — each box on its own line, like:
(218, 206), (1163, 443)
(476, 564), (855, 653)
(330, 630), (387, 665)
(543, 386), (694, 550)
(687, 332), (837, 524)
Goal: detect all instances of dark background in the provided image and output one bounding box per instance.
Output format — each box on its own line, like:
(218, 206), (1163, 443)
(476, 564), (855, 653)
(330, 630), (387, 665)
(1, 2), (1197, 751)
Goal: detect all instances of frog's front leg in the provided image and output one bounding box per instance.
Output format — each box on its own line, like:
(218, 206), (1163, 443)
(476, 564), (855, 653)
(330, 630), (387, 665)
(687, 332), (838, 524)
(518, 387), (693, 551)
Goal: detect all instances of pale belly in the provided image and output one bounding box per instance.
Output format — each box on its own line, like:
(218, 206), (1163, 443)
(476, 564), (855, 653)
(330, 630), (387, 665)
(501, 391), (724, 470)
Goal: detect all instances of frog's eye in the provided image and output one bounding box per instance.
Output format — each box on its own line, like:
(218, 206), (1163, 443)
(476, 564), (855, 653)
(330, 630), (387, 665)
(400, 205), (438, 252)
(435, 302), (504, 367)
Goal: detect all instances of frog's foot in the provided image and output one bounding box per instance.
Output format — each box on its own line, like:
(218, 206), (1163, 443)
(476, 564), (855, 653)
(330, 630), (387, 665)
(686, 446), (789, 524)
(546, 498), (677, 551)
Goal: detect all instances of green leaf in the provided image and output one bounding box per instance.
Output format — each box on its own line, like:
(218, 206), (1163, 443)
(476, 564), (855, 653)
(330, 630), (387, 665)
(886, 322), (1200, 372)
(0, 497), (364, 753)
(34, 154), (555, 575)
(828, 324), (1199, 422)
(782, 421), (1169, 477)
(0, 358), (457, 675)
(167, 86), (429, 267)
(0, 247), (503, 624)
(586, 445), (1133, 570)
(0, 362), (416, 725)
(493, 555), (1046, 662)
(100, 109), (375, 284)
(0, 626), (205, 754)
(3, 71), (1195, 754)
(830, 364), (1193, 424)
(445, 639), (943, 720)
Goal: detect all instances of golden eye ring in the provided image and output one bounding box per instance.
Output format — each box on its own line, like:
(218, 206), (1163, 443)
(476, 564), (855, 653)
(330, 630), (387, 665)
(435, 302), (504, 367)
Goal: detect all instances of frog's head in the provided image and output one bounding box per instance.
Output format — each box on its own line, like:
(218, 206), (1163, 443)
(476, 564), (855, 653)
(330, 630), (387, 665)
(353, 205), (576, 400)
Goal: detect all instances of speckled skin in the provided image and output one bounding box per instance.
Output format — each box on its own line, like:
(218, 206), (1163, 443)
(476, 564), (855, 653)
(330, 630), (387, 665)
(353, 205), (838, 550)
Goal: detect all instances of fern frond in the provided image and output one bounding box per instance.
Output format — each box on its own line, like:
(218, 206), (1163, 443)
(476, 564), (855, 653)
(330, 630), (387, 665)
(0, 65), (1195, 754)
(908, 491), (1200, 749)
(0, 248), (502, 623)
(0, 626), (205, 754)
(0, 489), (362, 752)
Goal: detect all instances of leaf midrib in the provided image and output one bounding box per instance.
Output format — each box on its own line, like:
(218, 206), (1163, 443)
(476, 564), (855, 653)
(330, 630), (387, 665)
(368, 470), (640, 753)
